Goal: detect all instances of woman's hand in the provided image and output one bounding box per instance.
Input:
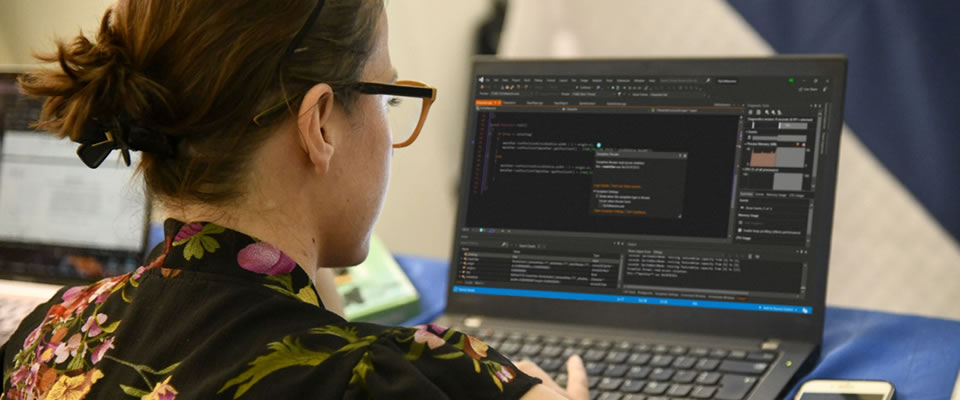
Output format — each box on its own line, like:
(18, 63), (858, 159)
(517, 355), (590, 400)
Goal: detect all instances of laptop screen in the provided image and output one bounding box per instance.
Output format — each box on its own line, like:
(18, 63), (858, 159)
(450, 58), (844, 321)
(0, 71), (147, 283)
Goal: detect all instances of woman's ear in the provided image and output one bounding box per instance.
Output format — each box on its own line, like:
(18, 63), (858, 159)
(297, 83), (337, 176)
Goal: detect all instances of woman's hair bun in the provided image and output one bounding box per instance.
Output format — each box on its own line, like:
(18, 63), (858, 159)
(20, 9), (173, 144)
(19, 0), (383, 205)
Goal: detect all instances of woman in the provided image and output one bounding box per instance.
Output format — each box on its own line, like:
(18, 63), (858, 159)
(0, 0), (589, 398)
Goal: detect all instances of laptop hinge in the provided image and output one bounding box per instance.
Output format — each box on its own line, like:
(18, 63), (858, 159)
(463, 316), (485, 328)
(761, 338), (781, 351)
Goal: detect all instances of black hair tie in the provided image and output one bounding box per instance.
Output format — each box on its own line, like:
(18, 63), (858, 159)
(75, 113), (177, 169)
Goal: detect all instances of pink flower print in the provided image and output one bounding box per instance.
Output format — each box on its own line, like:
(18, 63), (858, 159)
(132, 266), (147, 280)
(413, 325), (447, 350)
(15, 362), (41, 393)
(174, 223), (204, 241)
(22, 325), (41, 348)
(237, 242), (296, 275)
(57, 283), (99, 319)
(94, 291), (111, 305)
(9, 364), (28, 386)
(87, 276), (123, 305)
(53, 343), (70, 364)
(61, 285), (85, 303)
(90, 337), (115, 364)
(143, 376), (178, 400)
(428, 324), (448, 335)
(8, 362), (40, 399)
(82, 313), (108, 336)
(495, 364), (517, 384)
(54, 333), (83, 364)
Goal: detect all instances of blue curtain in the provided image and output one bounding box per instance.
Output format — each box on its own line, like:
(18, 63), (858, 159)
(729, 0), (960, 241)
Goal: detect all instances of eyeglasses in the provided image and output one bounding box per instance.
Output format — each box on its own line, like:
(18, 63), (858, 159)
(252, 80), (437, 148)
(356, 80), (437, 148)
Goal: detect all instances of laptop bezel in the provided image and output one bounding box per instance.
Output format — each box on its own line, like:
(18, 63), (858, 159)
(445, 56), (847, 343)
(0, 65), (152, 286)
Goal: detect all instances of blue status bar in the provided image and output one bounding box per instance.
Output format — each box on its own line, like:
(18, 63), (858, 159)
(452, 286), (813, 315)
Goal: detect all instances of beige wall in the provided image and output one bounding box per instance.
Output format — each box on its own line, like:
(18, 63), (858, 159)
(377, 1), (489, 259)
(0, 0), (115, 64)
(0, 30), (11, 62)
(0, 0), (491, 259)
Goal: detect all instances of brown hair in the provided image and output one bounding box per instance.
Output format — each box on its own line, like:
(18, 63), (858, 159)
(19, 0), (383, 204)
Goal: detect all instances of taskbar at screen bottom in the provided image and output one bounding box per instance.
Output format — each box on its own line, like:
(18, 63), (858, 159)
(452, 285), (813, 315)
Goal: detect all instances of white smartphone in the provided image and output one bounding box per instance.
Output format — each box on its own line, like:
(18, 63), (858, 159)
(795, 379), (895, 400)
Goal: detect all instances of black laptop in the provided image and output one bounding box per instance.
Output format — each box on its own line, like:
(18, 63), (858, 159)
(436, 56), (847, 400)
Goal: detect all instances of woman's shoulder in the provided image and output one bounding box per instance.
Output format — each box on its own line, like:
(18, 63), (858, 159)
(2, 265), (540, 399)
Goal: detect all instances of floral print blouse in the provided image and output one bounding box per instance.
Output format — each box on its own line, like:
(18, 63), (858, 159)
(1, 220), (539, 399)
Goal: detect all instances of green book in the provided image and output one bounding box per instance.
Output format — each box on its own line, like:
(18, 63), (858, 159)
(334, 235), (420, 324)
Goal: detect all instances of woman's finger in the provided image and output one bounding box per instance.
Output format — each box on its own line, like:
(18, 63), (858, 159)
(564, 355), (590, 400)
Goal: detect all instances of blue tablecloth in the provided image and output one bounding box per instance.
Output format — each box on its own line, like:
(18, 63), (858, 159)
(394, 256), (960, 400)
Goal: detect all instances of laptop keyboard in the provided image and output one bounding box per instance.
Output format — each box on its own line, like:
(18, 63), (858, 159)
(0, 297), (39, 344)
(459, 327), (776, 400)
